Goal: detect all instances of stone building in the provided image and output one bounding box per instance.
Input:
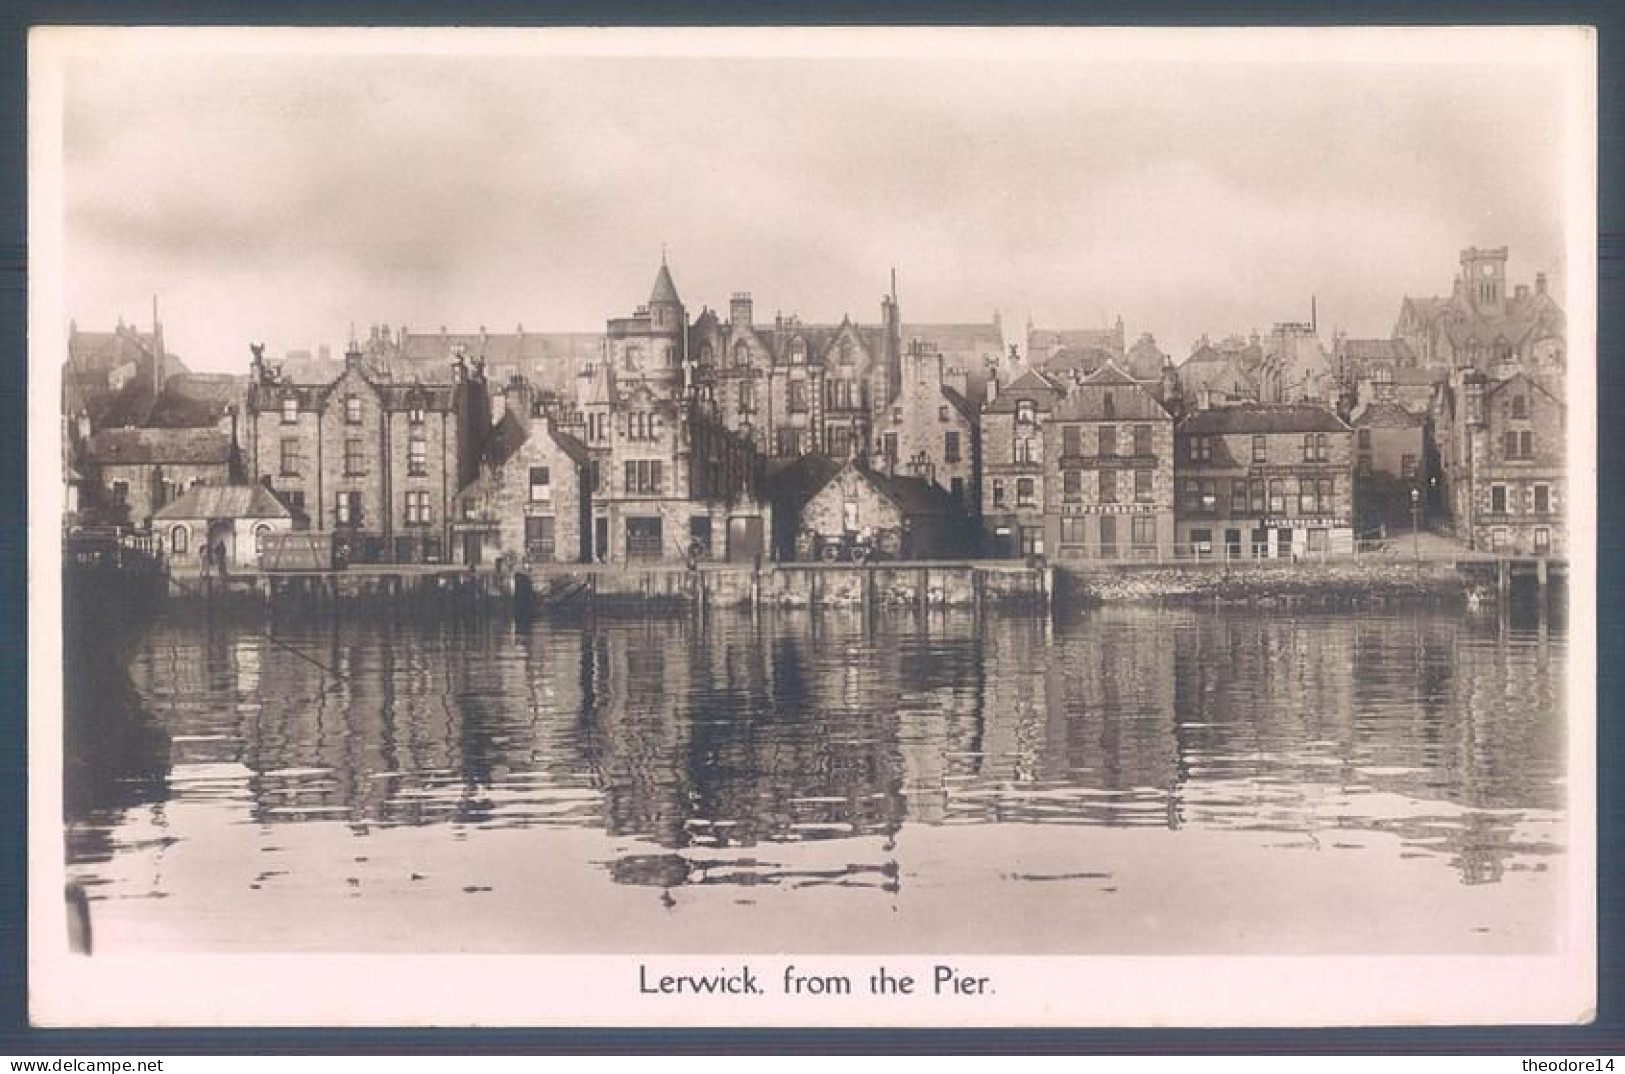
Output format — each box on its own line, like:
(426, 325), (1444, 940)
(1176, 339), (1261, 408)
(606, 258), (689, 400)
(243, 340), (491, 563)
(1043, 362), (1176, 561)
(1255, 322), (1334, 404)
(872, 339), (980, 521)
(1174, 402), (1354, 558)
(451, 378), (592, 567)
(593, 378), (770, 565)
(1351, 399), (1430, 532)
(1026, 318), (1125, 381)
(1394, 246), (1566, 374)
(980, 367), (1064, 558)
(1436, 369), (1565, 554)
(152, 484), (294, 569)
(798, 459), (956, 561)
(79, 426), (238, 530)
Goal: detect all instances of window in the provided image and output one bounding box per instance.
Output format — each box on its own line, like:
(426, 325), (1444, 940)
(1060, 517), (1087, 545)
(1357, 429), (1372, 449)
(1016, 400), (1036, 426)
(738, 380), (756, 413)
(1302, 434), (1316, 463)
(1232, 479), (1248, 514)
(1252, 435), (1267, 463)
(939, 405), (949, 423)
(408, 434), (428, 477)
(1512, 395), (1528, 419)
(624, 459), (664, 495)
(281, 396), (298, 424)
(1015, 437), (1036, 464)
(1518, 430), (1534, 458)
(828, 427), (852, 459)
(1062, 426), (1081, 456)
(280, 438), (302, 477)
(788, 337), (806, 364)
(1133, 424), (1152, 457)
(1535, 484), (1551, 514)
(628, 412), (658, 440)
(892, 407), (903, 423)
(733, 341), (751, 368)
(944, 431), (961, 464)
(827, 380), (855, 409)
(1268, 479), (1285, 514)
(789, 381), (809, 413)
(1134, 470), (1153, 503)
(1316, 434), (1329, 462)
(1316, 478), (1334, 514)
(409, 407), (425, 426)
(777, 427), (802, 457)
(1401, 454), (1418, 479)
(1189, 528), (1213, 556)
(1299, 479), (1317, 515)
(1098, 426), (1117, 457)
(1307, 528), (1329, 554)
(588, 461), (602, 493)
(1020, 525), (1043, 556)
(1016, 477), (1036, 508)
(169, 525), (189, 554)
(345, 394), (362, 424)
(344, 438), (366, 476)
(883, 433), (898, 465)
(1099, 468), (1118, 504)
(1132, 516), (1156, 551)
(1102, 391), (1115, 419)
(525, 515), (555, 559)
(1099, 515), (1117, 558)
(404, 490), (431, 526)
(626, 516), (664, 560)
(1063, 470), (1082, 500)
(1182, 479), (1203, 514)
(1249, 479), (1266, 513)
(1491, 485), (1508, 513)
(253, 525), (272, 557)
(529, 466), (551, 502)
(1188, 435), (1211, 462)
(1490, 526), (1509, 552)
(1534, 527), (1551, 553)
(992, 479), (1006, 508)
(335, 491), (362, 528)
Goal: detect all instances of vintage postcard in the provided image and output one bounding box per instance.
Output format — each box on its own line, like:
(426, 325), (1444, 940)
(28, 26), (1596, 1027)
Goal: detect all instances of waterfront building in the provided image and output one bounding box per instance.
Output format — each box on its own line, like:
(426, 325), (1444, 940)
(873, 338), (981, 528)
(243, 339), (492, 563)
(980, 366), (1064, 558)
(1394, 246), (1566, 374)
(451, 376), (593, 567)
(79, 426), (238, 530)
(152, 483), (294, 568)
(1351, 399), (1430, 532)
(797, 458), (957, 561)
(1435, 368), (1565, 555)
(1174, 402), (1355, 558)
(1043, 361), (1177, 561)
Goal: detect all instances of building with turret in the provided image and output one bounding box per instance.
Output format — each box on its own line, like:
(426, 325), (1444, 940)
(1394, 247), (1566, 374)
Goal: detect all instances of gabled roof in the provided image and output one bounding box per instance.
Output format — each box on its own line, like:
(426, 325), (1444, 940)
(869, 469), (954, 517)
(485, 411), (530, 469)
(1081, 360), (1141, 386)
(941, 385), (976, 422)
(1177, 402), (1349, 435)
(146, 373), (249, 428)
(1051, 366), (1171, 422)
(84, 427), (233, 466)
(1485, 369), (1565, 410)
(1352, 400), (1425, 429)
(983, 368), (1064, 413)
(549, 426), (591, 466)
(767, 452), (844, 505)
(153, 483), (291, 521)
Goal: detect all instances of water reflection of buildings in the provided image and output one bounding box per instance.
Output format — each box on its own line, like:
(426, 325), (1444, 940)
(102, 607), (1566, 889)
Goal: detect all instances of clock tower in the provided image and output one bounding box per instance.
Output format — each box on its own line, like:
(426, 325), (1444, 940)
(1459, 246), (1508, 314)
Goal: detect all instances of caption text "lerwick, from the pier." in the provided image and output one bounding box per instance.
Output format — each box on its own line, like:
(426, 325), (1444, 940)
(638, 964), (993, 997)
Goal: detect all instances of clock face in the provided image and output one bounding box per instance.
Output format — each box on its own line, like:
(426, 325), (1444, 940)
(1481, 263), (1496, 277)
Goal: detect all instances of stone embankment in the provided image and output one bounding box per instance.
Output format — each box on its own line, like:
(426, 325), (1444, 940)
(1056, 560), (1479, 609)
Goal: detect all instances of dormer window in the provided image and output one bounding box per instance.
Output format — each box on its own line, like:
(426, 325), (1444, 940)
(344, 394), (362, 424)
(789, 337), (807, 364)
(1016, 400), (1036, 426)
(409, 406), (425, 425)
(281, 396), (298, 424)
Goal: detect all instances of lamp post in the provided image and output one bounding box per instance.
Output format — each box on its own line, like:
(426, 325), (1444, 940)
(1410, 486), (1421, 561)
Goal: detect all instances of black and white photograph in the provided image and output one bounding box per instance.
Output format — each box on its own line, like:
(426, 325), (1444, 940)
(29, 26), (1596, 1026)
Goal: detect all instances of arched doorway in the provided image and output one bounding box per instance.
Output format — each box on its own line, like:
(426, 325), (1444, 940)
(207, 519), (235, 569)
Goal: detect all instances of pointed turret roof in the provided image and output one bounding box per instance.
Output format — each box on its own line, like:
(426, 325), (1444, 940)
(649, 259), (682, 306)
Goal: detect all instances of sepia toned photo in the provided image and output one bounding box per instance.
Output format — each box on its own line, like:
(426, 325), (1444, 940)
(29, 26), (1596, 1027)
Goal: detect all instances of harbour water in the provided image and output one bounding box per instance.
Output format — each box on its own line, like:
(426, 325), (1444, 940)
(63, 602), (1567, 955)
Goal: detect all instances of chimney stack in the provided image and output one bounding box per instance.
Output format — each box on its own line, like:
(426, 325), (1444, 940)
(1536, 272), (1548, 296)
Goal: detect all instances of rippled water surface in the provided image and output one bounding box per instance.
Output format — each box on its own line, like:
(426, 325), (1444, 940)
(64, 604), (1567, 954)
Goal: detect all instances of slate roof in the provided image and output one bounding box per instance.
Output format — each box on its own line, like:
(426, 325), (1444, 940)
(146, 373), (250, 428)
(767, 452), (844, 506)
(1051, 365), (1172, 421)
(84, 427), (233, 466)
(1177, 403), (1350, 435)
(1352, 400), (1425, 428)
(153, 484), (291, 521)
(1339, 338), (1416, 363)
(983, 368), (1064, 414)
(649, 262), (682, 306)
(941, 384), (976, 422)
(1028, 327), (1124, 359)
(869, 469), (954, 517)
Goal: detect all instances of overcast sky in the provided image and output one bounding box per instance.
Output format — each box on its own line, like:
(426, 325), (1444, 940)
(50, 31), (1581, 374)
